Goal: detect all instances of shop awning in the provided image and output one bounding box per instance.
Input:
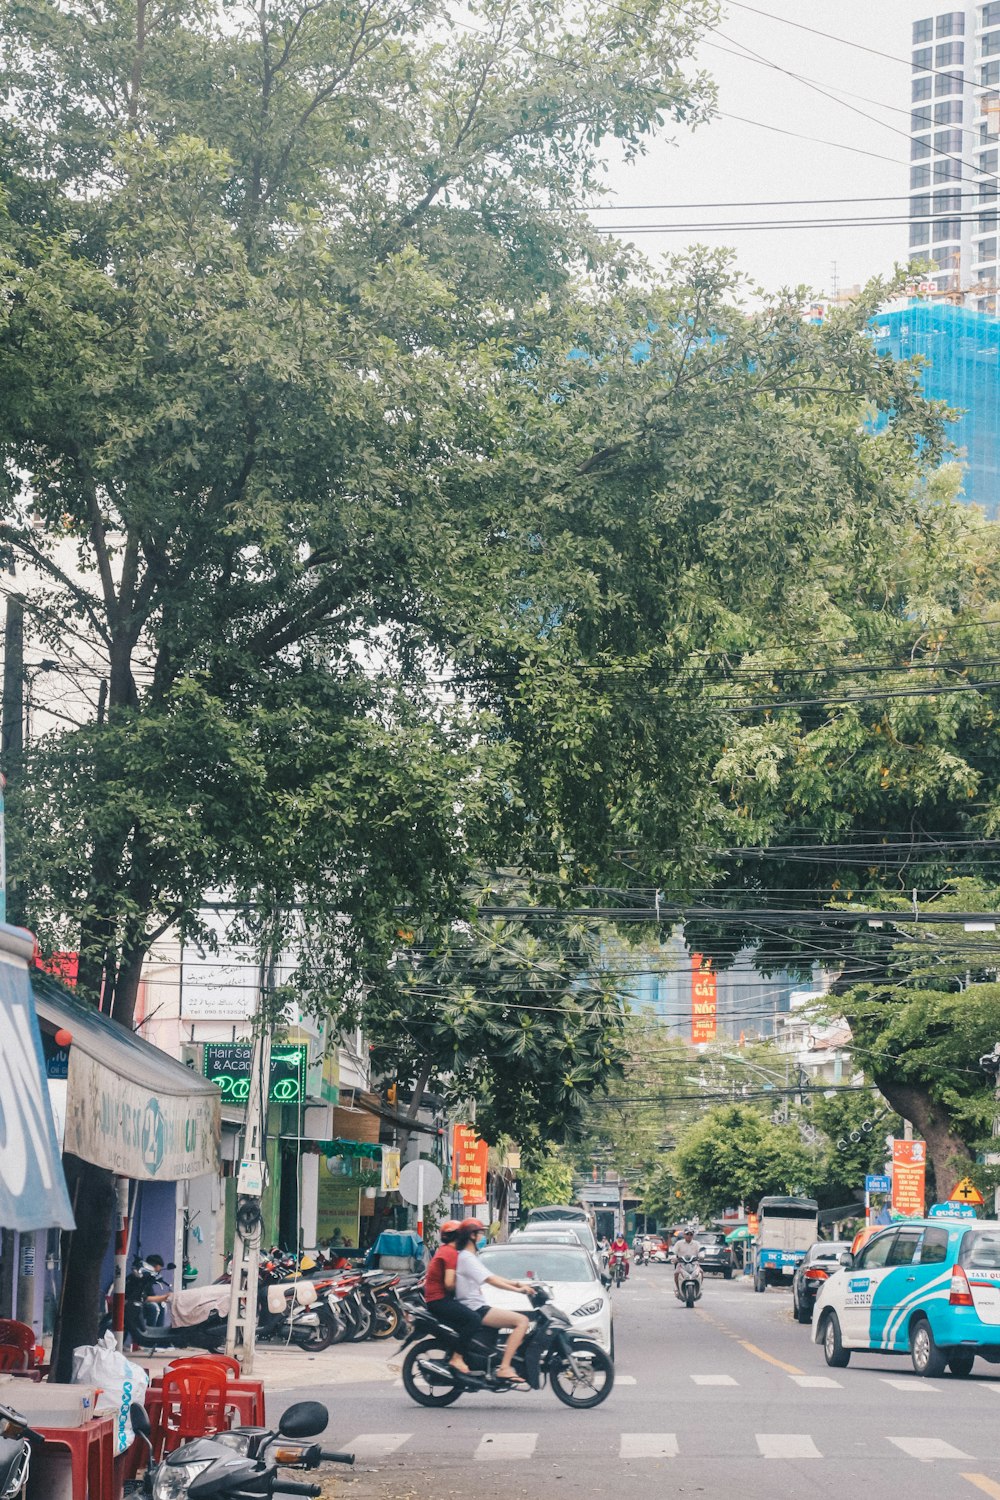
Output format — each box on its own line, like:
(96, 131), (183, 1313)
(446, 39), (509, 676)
(33, 976), (221, 1181)
(0, 925), (75, 1231)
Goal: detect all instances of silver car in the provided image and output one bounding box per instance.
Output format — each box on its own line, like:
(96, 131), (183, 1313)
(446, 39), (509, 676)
(478, 1243), (615, 1357)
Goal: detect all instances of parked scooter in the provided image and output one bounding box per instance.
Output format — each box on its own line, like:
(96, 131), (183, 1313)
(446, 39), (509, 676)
(124, 1261), (228, 1352)
(399, 1284), (614, 1409)
(0, 1402), (43, 1500)
(671, 1246), (705, 1309)
(127, 1397), (354, 1498)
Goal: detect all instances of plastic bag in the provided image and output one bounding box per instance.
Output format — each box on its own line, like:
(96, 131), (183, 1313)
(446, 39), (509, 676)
(72, 1331), (149, 1454)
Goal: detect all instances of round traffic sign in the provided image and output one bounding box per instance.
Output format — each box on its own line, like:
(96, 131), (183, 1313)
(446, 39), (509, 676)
(397, 1158), (444, 1205)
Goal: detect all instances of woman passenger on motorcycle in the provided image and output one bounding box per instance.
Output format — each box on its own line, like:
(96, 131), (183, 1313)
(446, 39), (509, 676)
(454, 1219), (534, 1384)
(423, 1221), (479, 1375)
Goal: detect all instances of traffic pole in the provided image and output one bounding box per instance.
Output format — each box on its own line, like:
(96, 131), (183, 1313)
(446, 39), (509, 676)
(416, 1161), (425, 1241)
(112, 1177), (130, 1349)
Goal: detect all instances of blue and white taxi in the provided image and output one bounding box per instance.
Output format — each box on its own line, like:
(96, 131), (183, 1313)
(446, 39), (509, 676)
(812, 1216), (1000, 1377)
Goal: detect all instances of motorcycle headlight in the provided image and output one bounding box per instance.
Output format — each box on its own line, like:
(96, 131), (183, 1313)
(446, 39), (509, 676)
(572, 1299), (605, 1319)
(152, 1460), (212, 1499)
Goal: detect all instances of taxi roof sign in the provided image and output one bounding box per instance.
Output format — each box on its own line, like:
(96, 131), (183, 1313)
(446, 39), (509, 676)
(928, 1201), (977, 1219)
(949, 1177), (985, 1207)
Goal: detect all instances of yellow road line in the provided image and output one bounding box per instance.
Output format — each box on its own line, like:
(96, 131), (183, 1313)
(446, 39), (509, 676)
(737, 1339), (804, 1376)
(962, 1476), (1000, 1499)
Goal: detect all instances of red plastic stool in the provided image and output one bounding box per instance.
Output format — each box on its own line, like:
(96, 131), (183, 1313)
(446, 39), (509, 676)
(34, 1414), (115, 1500)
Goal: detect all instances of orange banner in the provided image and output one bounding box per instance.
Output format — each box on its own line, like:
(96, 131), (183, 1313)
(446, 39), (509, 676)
(891, 1138), (926, 1218)
(691, 953), (717, 1044)
(453, 1123), (488, 1205)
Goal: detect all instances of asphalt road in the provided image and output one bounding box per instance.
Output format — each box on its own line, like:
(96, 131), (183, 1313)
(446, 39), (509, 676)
(282, 1265), (1000, 1500)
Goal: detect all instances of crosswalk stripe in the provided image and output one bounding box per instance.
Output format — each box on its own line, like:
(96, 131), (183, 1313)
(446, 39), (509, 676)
(620, 1433), (679, 1459)
(474, 1433), (537, 1461)
(789, 1375), (842, 1389)
(756, 1434), (822, 1459)
(882, 1378), (938, 1392)
(346, 1434), (411, 1458)
(889, 1437), (973, 1460)
(691, 1374), (738, 1386)
(616, 1375), (637, 1385)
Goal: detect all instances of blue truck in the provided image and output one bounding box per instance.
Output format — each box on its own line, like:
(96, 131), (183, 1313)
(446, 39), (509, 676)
(752, 1195), (820, 1292)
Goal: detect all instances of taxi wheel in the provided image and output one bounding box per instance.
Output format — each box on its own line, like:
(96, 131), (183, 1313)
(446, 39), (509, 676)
(821, 1311), (850, 1368)
(910, 1316), (947, 1378)
(948, 1353), (975, 1377)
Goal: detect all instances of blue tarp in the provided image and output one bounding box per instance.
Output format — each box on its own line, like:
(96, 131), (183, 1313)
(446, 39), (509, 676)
(365, 1230), (425, 1267)
(0, 925), (74, 1231)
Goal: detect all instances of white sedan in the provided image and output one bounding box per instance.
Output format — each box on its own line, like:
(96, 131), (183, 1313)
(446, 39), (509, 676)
(477, 1243), (615, 1357)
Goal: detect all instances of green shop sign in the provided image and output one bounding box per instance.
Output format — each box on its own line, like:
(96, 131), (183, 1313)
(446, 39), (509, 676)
(203, 1042), (307, 1105)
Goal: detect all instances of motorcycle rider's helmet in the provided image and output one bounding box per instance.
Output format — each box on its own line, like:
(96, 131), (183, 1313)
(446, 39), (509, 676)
(439, 1220), (462, 1241)
(460, 1218), (484, 1235)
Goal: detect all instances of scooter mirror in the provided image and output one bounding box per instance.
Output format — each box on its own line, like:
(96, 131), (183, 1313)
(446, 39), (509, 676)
(278, 1400), (329, 1438)
(129, 1403), (151, 1440)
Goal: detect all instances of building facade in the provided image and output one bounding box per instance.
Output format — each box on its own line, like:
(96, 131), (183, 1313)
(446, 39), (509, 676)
(908, 6), (1000, 309)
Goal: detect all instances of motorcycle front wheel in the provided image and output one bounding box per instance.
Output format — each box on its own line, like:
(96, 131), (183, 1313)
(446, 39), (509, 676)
(685, 1284), (695, 1309)
(371, 1299), (401, 1340)
(348, 1300), (374, 1341)
(402, 1338), (463, 1407)
(550, 1340), (615, 1409)
(292, 1308), (337, 1353)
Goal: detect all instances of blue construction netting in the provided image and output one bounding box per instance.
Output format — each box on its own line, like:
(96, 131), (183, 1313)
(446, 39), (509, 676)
(872, 301), (1000, 518)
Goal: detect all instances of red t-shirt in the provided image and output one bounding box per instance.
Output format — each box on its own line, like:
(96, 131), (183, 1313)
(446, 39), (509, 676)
(424, 1244), (459, 1302)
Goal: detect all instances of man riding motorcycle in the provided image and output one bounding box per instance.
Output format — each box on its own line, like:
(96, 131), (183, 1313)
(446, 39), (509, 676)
(609, 1233), (630, 1280)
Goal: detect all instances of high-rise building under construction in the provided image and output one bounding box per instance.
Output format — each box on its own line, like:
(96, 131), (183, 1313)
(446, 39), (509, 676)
(908, 6), (1000, 309)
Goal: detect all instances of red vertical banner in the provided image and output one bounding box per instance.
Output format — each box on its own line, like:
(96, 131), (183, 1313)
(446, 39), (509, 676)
(691, 953), (717, 1044)
(891, 1139), (926, 1218)
(453, 1123), (488, 1205)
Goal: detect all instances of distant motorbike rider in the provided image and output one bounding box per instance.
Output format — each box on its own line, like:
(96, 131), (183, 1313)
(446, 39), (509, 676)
(609, 1233), (630, 1279)
(454, 1218), (534, 1384)
(673, 1230), (699, 1282)
(423, 1220), (479, 1375)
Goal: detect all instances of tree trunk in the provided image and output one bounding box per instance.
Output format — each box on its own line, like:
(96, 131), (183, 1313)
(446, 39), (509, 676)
(50, 1157), (116, 1382)
(874, 1076), (974, 1203)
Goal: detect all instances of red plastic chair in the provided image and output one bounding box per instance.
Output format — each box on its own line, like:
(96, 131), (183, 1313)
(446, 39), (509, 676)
(0, 1346), (26, 1372)
(159, 1370), (229, 1454)
(165, 1353), (242, 1380)
(0, 1321), (35, 1367)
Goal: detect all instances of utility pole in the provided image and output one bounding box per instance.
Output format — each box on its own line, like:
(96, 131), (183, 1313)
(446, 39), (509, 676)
(1, 594), (23, 929)
(2, 594), (24, 767)
(980, 1043), (1000, 1219)
(225, 938), (276, 1373)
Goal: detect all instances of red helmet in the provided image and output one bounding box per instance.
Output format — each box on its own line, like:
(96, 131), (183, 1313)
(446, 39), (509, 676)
(460, 1217), (484, 1235)
(439, 1220), (462, 1240)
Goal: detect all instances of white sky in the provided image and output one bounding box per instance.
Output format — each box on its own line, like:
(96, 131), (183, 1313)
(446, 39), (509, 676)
(597, 1), (929, 297)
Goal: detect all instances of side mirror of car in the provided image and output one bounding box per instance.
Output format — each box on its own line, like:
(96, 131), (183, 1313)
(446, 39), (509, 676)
(601, 1272), (612, 1288)
(839, 1251), (853, 1268)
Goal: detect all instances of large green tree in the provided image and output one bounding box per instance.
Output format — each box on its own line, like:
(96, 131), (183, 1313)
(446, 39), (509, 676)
(367, 882), (628, 1152)
(673, 1103), (813, 1217)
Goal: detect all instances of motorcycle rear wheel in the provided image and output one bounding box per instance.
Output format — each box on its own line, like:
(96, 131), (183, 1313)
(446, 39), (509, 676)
(550, 1340), (615, 1409)
(402, 1338), (464, 1406)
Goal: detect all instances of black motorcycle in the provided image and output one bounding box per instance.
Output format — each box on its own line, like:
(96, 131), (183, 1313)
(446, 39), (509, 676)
(0, 1402), (43, 1500)
(123, 1261), (228, 1352)
(399, 1286), (614, 1410)
(127, 1398), (354, 1498)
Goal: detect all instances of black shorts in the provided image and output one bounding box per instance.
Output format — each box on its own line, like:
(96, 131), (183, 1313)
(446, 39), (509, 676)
(429, 1299), (483, 1344)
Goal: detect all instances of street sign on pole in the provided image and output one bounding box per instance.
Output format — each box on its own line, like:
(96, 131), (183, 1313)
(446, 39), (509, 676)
(865, 1175), (891, 1194)
(949, 1177), (985, 1207)
(398, 1158), (443, 1240)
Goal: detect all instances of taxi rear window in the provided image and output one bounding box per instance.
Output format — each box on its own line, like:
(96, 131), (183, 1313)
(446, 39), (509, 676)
(959, 1229), (1000, 1270)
